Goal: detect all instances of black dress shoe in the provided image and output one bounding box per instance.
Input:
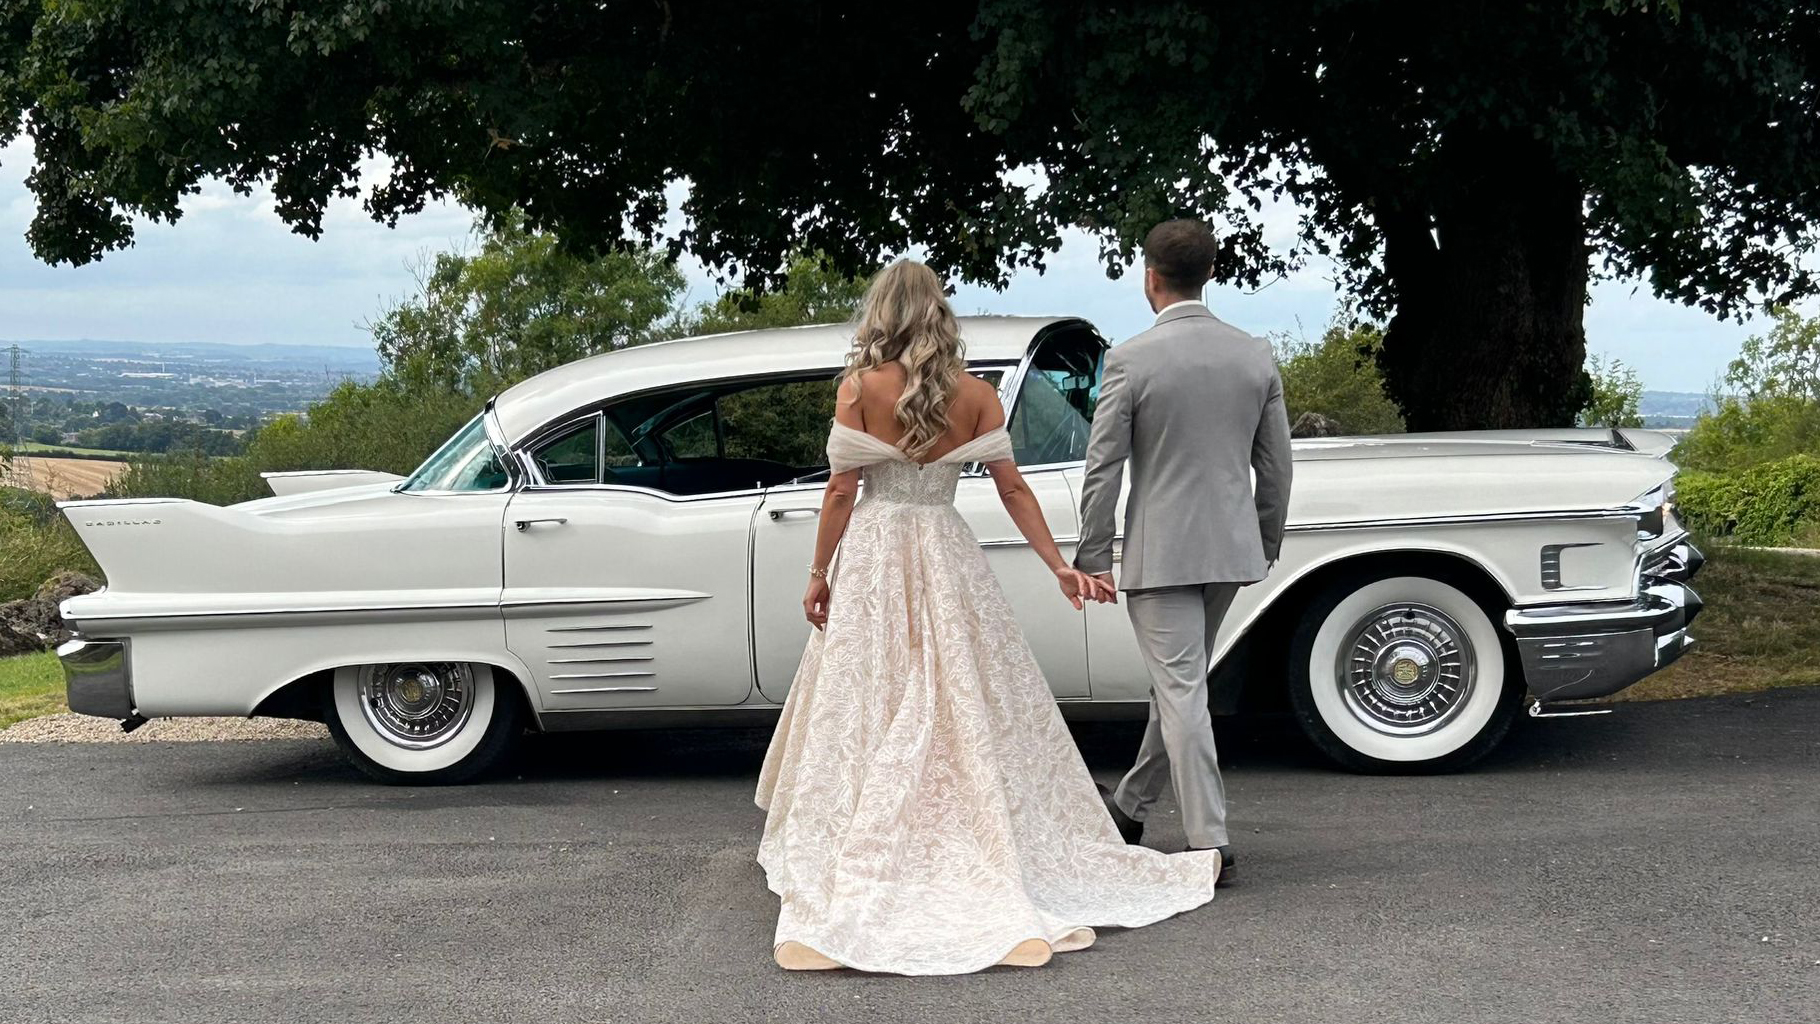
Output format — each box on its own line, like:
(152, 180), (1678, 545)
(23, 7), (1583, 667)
(1095, 782), (1144, 845)
(1189, 845), (1237, 887)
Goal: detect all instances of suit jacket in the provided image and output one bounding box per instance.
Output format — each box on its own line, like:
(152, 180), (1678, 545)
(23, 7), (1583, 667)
(1074, 303), (1293, 590)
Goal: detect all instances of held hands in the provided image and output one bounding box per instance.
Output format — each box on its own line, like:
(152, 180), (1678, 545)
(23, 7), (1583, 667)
(1055, 566), (1118, 609)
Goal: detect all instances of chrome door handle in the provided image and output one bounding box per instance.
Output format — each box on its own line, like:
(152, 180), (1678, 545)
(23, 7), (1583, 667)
(514, 517), (569, 532)
(768, 509), (819, 521)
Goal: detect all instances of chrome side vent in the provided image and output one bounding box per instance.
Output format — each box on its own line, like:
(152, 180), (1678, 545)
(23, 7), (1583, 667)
(1540, 543), (1599, 591)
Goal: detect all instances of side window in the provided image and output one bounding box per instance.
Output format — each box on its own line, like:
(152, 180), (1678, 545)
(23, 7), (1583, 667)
(601, 422), (639, 469)
(600, 374), (838, 496)
(532, 417), (600, 484)
(661, 410), (718, 459)
(721, 378), (838, 469)
(401, 415), (510, 493)
(1008, 328), (1105, 465)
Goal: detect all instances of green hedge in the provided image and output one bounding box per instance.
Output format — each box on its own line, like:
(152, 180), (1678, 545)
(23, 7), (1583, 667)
(1676, 454), (1820, 546)
(0, 507), (99, 603)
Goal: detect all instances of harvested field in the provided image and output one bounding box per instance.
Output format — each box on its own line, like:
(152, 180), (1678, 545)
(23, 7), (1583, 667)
(2, 456), (127, 500)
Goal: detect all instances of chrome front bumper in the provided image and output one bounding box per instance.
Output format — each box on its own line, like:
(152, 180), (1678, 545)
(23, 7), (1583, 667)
(57, 638), (135, 719)
(1504, 541), (1704, 702)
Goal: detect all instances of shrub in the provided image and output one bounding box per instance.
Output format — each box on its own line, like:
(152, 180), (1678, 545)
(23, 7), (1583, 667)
(0, 486), (58, 526)
(1273, 321), (1406, 435)
(110, 452), (267, 506)
(110, 380), (482, 506)
(0, 506), (99, 603)
(1675, 306), (1820, 473)
(1675, 454), (1820, 546)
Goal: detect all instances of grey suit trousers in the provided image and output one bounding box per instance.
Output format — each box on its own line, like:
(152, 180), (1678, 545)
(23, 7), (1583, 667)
(1112, 582), (1241, 849)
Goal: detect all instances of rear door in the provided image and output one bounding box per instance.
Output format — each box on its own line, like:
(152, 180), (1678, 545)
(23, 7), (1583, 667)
(501, 412), (756, 712)
(751, 335), (1104, 703)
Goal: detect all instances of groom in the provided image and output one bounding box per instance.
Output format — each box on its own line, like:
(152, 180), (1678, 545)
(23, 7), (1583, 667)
(1076, 218), (1293, 885)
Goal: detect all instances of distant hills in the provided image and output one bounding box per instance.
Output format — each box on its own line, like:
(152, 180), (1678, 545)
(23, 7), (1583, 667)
(1639, 390), (1715, 428)
(8, 338), (381, 372)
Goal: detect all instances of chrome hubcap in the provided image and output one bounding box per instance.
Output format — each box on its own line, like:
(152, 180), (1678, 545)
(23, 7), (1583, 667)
(1336, 603), (1475, 736)
(358, 663), (475, 749)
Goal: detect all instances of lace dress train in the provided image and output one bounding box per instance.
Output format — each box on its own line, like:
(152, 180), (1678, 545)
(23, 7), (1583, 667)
(755, 422), (1219, 975)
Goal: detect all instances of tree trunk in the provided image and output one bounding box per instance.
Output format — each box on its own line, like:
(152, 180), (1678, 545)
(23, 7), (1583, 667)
(1377, 149), (1592, 431)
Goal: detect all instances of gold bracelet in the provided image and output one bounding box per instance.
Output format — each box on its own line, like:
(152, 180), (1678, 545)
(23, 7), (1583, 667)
(807, 565), (829, 579)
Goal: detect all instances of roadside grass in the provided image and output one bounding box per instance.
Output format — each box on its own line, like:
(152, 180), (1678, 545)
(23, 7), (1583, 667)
(0, 651), (67, 729)
(1622, 543), (1820, 701)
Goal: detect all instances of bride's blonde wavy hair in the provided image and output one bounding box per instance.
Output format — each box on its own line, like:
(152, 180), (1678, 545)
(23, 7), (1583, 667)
(842, 260), (967, 460)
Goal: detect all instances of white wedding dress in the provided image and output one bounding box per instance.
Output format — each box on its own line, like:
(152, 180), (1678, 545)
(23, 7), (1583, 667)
(755, 421), (1220, 975)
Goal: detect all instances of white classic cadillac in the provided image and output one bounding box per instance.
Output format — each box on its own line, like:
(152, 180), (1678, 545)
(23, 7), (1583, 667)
(56, 317), (1703, 782)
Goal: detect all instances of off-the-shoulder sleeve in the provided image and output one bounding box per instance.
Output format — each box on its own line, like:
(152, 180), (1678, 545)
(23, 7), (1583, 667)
(942, 426), (1014, 465)
(826, 420), (902, 473)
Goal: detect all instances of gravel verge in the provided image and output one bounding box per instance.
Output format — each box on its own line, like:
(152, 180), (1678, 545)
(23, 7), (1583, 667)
(0, 712), (329, 743)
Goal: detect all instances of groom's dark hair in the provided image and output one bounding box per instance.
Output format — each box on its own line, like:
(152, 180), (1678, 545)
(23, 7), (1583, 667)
(1143, 219), (1218, 294)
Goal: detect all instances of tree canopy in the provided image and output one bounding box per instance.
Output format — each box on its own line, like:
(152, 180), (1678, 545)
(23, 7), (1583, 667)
(370, 210), (685, 394)
(8, 1), (1820, 427)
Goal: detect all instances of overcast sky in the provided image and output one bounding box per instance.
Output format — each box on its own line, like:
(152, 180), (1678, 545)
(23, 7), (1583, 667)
(0, 136), (1773, 392)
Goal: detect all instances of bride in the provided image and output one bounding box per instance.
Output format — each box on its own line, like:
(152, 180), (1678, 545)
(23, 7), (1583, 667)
(755, 260), (1222, 975)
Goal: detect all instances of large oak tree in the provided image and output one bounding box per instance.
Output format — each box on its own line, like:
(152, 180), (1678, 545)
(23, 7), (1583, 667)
(5, 1), (1820, 427)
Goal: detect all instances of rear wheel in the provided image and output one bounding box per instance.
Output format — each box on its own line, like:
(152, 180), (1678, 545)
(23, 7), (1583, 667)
(1288, 575), (1521, 773)
(325, 662), (521, 784)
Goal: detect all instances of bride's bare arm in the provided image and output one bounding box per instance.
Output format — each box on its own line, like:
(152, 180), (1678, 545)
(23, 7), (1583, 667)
(985, 458), (1115, 609)
(803, 379), (866, 628)
(970, 382), (1110, 607)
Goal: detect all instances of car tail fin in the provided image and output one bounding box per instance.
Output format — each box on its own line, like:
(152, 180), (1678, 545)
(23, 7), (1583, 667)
(262, 469), (404, 497)
(57, 498), (245, 594)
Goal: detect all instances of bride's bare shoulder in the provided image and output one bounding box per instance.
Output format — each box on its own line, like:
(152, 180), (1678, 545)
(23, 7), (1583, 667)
(953, 373), (1006, 432)
(957, 372), (1001, 400)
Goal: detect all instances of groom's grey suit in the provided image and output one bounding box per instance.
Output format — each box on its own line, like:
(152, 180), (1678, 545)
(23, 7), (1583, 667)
(1075, 301), (1293, 849)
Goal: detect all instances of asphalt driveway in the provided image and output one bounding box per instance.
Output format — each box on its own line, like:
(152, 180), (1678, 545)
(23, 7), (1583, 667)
(4, 689), (1816, 1024)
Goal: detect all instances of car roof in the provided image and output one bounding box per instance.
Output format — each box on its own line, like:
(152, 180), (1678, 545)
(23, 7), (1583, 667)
(491, 315), (1075, 445)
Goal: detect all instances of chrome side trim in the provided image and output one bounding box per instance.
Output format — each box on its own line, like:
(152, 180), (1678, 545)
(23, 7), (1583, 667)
(261, 469), (386, 479)
(979, 534), (1077, 550)
(547, 656), (655, 665)
(1286, 506), (1649, 533)
(549, 670), (657, 681)
(501, 592), (708, 609)
(64, 600), (501, 624)
(549, 685), (660, 695)
(57, 497), (186, 510)
(548, 640), (653, 649)
(546, 624), (652, 633)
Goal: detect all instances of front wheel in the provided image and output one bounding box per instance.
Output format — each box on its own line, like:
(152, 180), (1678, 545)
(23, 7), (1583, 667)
(325, 662), (522, 784)
(1288, 575), (1522, 773)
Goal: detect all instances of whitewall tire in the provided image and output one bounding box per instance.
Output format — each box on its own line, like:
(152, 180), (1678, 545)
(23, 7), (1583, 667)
(325, 662), (522, 784)
(1288, 575), (1521, 773)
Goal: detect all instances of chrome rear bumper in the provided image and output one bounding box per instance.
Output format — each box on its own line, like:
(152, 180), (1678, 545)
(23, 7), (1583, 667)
(58, 638), (135, 719)
(1505, 542), (1704, 702)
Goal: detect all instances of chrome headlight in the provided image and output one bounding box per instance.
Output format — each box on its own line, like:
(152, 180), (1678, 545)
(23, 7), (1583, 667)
(1633, 481), (1675, 542)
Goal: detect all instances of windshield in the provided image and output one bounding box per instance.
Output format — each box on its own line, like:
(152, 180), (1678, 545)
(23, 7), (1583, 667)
(399, 415), (511, 493)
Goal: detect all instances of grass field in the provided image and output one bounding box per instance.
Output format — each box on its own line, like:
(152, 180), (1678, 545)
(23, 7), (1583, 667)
(0, 650), (66, 729)
(0, 546), (1810, 733)
(1622, 544), (1820, 700)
